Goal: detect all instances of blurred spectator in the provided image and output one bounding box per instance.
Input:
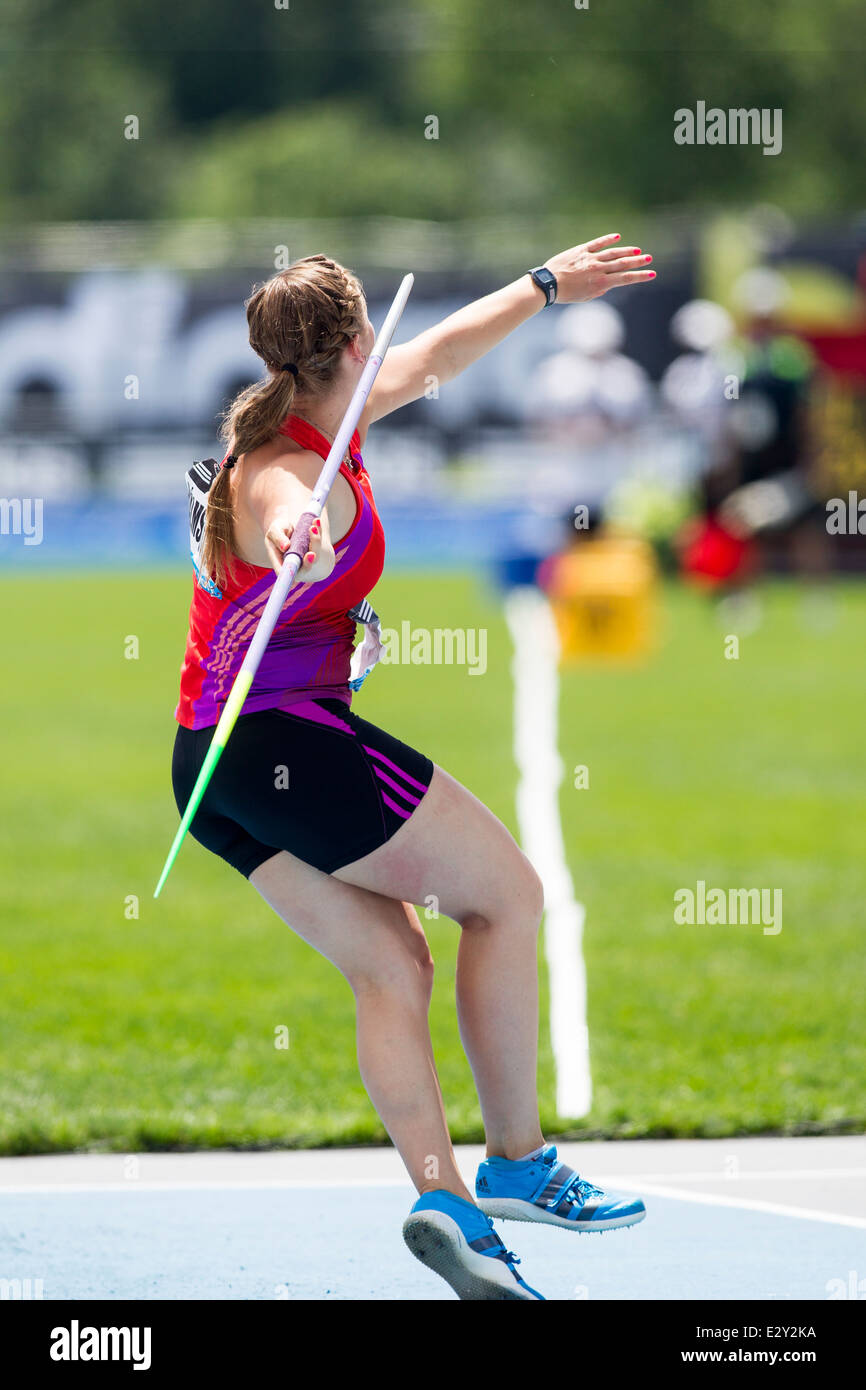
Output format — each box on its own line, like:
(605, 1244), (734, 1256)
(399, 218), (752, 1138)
(537, 504), (659, 662)
(719, 268), (827, 574)
(525, 302), (653, 448)
(726, 268), (814, 489)
(661, 298), (736, 472)
(675, 268), (827, 591)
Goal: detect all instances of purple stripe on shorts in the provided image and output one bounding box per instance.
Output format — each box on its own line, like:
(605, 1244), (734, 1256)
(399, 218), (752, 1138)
(372, 765), (422, 807)
(361, 745), (429, 793)
(380, 792), (412, 820)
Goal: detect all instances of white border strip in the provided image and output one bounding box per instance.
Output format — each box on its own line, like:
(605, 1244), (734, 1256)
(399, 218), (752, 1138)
(3, 1167), (863, 1196)
(631, 1181), (866, 1231)
(505, 587), (591, 1118)
(3, 1179), (863, 1230)
(0, 1179), (408, 1195)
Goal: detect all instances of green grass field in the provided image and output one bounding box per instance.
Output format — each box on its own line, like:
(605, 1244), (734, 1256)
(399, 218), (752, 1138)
(1, 570), (863, 1153)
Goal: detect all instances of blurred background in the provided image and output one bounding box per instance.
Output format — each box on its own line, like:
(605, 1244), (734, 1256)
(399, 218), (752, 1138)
(0, 1), (864, 1153)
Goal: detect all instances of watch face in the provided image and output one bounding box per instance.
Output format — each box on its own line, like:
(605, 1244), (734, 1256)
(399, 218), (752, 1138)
(532, 268), (556, 301)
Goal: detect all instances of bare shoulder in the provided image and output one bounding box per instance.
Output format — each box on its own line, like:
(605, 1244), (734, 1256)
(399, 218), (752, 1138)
(239, 439), (323, 496)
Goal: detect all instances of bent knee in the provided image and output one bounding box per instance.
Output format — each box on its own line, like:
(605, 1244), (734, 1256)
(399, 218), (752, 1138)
(350, 955), (434, 1004)
(460, 853), (544, 932)
(521, 857), (545, 925)
(348, 940), (434, 1003)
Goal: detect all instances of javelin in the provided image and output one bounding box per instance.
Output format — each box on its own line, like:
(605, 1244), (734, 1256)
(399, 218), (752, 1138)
(154, 272), (415, 898)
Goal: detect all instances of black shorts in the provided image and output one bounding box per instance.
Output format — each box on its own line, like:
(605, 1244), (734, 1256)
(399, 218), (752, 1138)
(172, 699), (435, 878)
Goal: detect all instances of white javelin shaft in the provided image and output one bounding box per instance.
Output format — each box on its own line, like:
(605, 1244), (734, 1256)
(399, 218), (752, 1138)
(240, 272), (414, 679)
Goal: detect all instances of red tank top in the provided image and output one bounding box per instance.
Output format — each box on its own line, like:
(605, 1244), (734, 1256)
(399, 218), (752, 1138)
(175, 414), (385, 729)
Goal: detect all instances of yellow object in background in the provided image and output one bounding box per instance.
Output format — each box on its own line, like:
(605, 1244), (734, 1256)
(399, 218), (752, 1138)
(542, 534), (658, 663)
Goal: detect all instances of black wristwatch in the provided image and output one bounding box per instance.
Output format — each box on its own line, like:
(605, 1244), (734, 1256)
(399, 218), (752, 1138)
(529, 266), (558, 306)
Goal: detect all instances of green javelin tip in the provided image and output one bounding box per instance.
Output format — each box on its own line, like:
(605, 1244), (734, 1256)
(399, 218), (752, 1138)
(153, 670), (254, 898)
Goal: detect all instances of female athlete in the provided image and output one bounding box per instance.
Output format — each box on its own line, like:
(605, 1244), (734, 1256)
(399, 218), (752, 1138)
(172, 239), (655, 1299)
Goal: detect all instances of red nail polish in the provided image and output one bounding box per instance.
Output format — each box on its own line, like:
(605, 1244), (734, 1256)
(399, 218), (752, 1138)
(305, 552), (315, 563)
(645, 255), (653, 262)
(634, 248), (641, 255)
(648, 271), (657, 278)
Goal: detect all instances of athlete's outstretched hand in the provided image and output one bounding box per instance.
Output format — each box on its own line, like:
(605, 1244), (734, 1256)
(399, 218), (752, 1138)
(544, 234), (655, 304)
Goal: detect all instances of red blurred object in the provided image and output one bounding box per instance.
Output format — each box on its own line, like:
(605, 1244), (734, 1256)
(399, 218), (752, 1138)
(801, 331), (866, 381)
(679, 517), (752, 586)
